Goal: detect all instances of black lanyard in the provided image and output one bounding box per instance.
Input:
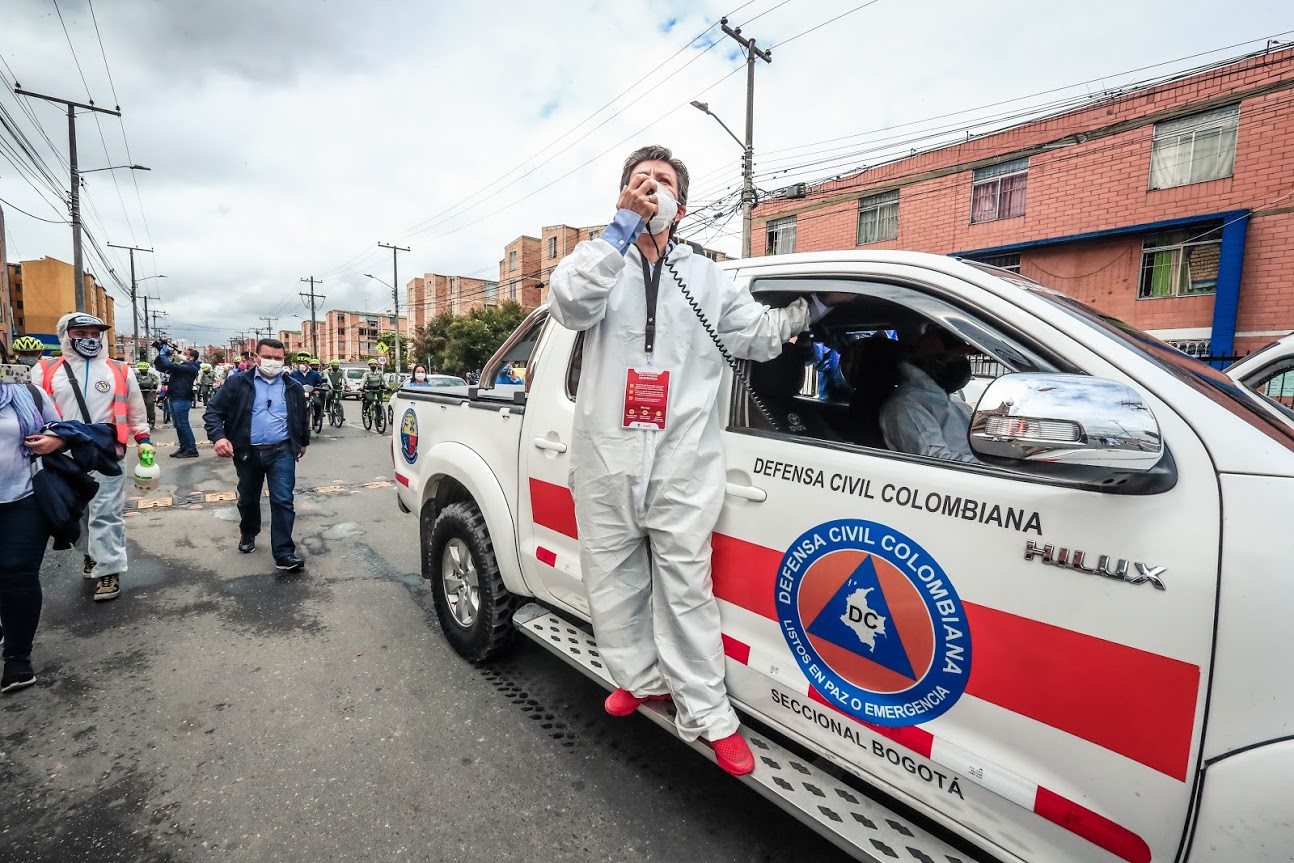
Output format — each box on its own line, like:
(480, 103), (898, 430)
(638, 253), (662, 355)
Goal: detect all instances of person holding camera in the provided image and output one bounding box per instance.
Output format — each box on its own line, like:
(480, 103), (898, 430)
(33, 313), (153, 602)
(153, 342), (202, 458)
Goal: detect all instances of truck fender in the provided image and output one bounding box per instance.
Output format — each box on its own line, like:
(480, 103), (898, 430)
(414, 440), (531, 599)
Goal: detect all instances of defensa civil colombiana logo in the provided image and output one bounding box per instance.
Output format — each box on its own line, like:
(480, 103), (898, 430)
(399, 408), (419, 464)
(776, 519), (971, 726)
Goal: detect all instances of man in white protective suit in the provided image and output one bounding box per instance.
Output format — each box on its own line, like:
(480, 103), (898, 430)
(548, 145), (829, 776)
(33, 313), (153, 602)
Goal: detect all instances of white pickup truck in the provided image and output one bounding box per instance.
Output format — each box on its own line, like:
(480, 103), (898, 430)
(390, 250), (1294, 863)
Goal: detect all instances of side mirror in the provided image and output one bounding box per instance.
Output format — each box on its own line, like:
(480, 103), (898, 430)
(969, 374), (1163, 471)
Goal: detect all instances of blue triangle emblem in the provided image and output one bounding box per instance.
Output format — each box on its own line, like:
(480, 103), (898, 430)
(806, 556), (916, 680)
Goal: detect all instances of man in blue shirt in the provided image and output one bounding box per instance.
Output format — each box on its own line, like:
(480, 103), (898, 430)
(203, 338), (310, 571)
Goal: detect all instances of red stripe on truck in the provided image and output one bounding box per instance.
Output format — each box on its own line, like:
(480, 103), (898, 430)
(709, 532), (1198, 781)
(530, 483), (1199, 781)
(529, 478), (579, 539)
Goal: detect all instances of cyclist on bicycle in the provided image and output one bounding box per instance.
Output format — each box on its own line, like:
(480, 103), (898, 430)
(325, 359), (345, 412)
(290, 353), (328, 424)
(361, 358), (385, 419)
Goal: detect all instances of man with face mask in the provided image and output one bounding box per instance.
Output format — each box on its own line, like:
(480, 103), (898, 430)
(154, 344), (203, 458)
(203, 338), (309, 571)
(547, 145), (831, 777)
(33, 313), (153, 601)
(879, 324), (978, 463)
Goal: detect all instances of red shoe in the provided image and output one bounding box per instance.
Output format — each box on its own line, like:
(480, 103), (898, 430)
(706, 732), (755, 776)
(604, 689), (672, 717)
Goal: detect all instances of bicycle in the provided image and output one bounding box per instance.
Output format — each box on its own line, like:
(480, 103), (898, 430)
(310, 386), (327, 435)
(328, 390), (345, 427)
(362, 390), (387, 433)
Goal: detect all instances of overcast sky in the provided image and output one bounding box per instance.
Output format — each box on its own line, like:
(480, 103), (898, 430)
(1, 0), (1288, 344)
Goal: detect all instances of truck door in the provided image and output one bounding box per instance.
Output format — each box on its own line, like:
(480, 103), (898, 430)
(711, 267), (1215, 863)
(515, 324), (588, 614)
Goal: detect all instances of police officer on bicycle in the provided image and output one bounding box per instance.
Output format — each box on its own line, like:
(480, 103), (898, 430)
(325, 359), (345, 415)
(361, 358), (384, 422)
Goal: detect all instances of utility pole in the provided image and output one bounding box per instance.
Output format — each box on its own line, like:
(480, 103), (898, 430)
(149, 308), (166, 346)
(377, 242), (409, 374)
(300, 277), (325, 360)
(14, 87), (122, 312)
(143, 295), (152, 350)
(107, 243), (153, 360)
(259, 316), (277, 348)
(718, 19), (771, 258)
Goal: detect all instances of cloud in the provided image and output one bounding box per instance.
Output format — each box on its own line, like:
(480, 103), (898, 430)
(0, 0), (1288, 344)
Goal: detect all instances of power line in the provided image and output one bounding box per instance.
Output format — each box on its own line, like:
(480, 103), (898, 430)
(771, 0), (883, 48)
(0, 194), (68, 223)
(315, 2), (763, 280)
(51, 0), (92, 96)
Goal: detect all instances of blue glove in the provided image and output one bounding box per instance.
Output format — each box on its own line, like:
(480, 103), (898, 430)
(160, 345), (171, 357)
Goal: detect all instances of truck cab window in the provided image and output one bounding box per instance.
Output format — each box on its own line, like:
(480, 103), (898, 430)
(732, 279), (1053, 467)
(566, 332), (585, 401)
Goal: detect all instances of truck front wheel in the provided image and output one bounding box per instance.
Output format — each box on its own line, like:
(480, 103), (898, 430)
(425, 501), (516, 661)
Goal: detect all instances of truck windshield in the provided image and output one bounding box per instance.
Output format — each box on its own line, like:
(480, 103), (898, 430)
(969, 264), (1294, 449)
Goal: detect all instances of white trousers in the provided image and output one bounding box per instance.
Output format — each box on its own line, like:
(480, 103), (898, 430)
(76, 466), (128, 575)
(575, 474), (739, 743)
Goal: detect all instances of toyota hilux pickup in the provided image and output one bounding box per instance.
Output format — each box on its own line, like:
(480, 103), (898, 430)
(390, 250), (1294, 863)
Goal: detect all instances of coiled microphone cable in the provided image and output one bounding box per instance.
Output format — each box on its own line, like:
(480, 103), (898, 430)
(652, 232), (782, 432)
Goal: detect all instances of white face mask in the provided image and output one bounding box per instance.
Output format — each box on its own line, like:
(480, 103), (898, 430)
(16, 356), (38, 368)
(646, 186), (679, 235)
(258, 358), (284, 378)
(414, 372), (426, 381)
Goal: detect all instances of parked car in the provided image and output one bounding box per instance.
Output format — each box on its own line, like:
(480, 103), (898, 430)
(391, 250), (1294, 863)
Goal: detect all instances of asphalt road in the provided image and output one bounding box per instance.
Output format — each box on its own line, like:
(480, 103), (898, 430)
(1, 404), (853, 863)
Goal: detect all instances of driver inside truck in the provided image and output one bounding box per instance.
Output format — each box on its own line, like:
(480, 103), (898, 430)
(879, 324), (978, 463)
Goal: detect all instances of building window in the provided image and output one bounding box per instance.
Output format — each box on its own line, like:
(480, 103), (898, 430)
(970, 157), (1028, 223)
(509, 250), (517, 271)
(548, 236), (557, 259)
(857, 190), (899, 245)
(1138, 228), (1222, 299)
(1149, 104), (1239, 190)
(974, 253), (1021, 273)
(509, 279), (518, 300)
(766, 216), (797, 255)
(484, 281), (498, 302)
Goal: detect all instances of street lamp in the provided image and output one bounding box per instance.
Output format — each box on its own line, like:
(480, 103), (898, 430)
(81, 164), (150, 174)
(691, 100), (755, 257)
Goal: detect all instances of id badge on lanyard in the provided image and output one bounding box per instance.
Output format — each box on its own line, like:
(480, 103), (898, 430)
(623, 368), (670, 430)
(622, 253), (670, 431)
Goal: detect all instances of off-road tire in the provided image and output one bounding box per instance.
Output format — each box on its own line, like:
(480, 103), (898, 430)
(425, 501), (517, 662)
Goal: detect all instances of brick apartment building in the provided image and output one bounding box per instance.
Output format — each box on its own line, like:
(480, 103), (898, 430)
(277, 329), (307, 355)
(406, 274), (500, 325)
(6, 256), (121, 358)
(294, 309), (410, 364)
(751, 46), (1294, 357)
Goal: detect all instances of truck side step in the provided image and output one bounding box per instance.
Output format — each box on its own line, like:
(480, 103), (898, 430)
(513, 602), (971, 863)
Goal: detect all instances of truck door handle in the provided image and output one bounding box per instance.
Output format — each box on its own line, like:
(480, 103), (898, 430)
(725, 482), (767, 502)
(532, 438), (568, 454)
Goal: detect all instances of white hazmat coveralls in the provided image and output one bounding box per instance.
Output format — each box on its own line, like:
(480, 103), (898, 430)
(880, 362), (977, 463)
(549, 236), (809, 742)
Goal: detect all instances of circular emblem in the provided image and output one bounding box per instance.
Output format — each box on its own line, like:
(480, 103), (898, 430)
(776, 519), (971, 726)
(399, 408), (418, 464)
(95, 379), (112, 393)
